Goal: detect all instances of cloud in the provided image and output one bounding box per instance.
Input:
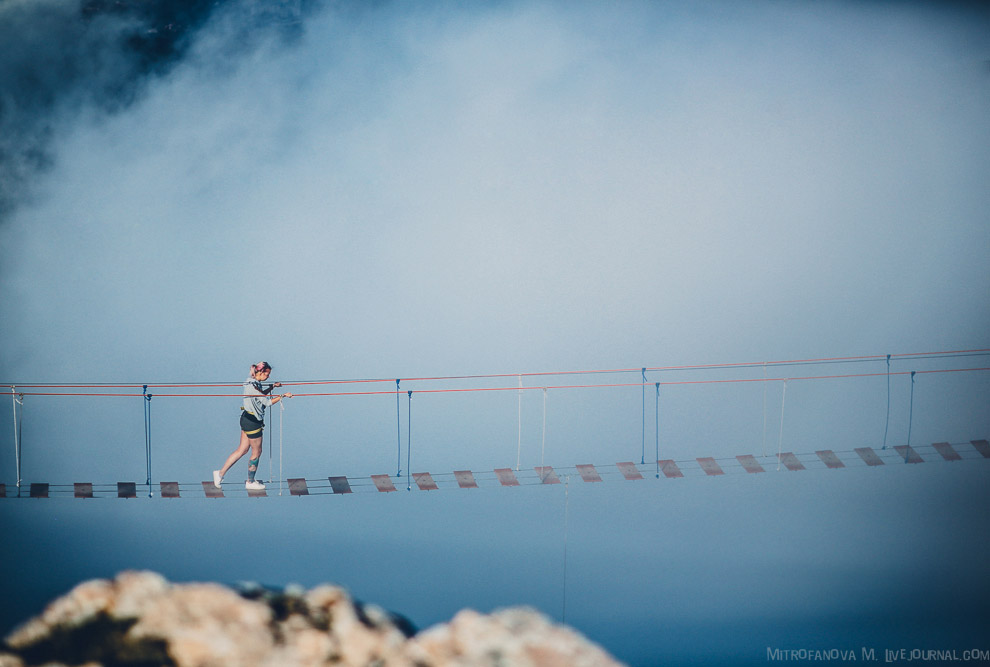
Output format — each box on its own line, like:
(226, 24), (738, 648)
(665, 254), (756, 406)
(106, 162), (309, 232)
(0, 0), (252, 219)
(0, 9), (987, 660)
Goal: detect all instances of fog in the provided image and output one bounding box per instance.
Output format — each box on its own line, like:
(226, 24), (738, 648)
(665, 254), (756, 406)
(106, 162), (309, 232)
(1, 1), (988, 663)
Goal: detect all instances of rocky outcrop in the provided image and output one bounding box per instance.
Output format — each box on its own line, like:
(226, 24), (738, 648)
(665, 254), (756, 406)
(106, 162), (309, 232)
(0, 571), (622, 666)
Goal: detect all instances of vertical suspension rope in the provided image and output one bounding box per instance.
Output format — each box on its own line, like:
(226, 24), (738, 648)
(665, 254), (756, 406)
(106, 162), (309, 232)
(11, 387), (22, 496)
(654, 381), (660, 479)
(762, 362), (768, 457)
(406, 390), (412, 491)
(268, 404), (273, 485)
(268, 380), (277, 485)
(776, 380), (788, 471)
(143, 385), (153, 498)
(540, 388), (548, 470)
(395, 379), (402, 477)
(882, 354), (891, 450)
(641, 368), (646, 465)
(516, 375), (522, 471)
(906, 371), (917, 456)
(279, 398), (285, 496)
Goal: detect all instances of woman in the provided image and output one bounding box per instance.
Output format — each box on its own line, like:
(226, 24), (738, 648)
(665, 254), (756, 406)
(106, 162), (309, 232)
(213, 362), (292, 490)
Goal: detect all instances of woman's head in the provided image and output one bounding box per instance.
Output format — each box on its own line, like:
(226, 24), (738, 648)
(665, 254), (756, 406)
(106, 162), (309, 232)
(252, 361), (272, 378)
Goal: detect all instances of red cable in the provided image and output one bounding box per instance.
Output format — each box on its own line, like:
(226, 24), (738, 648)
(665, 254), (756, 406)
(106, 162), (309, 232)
(12, 367), (989, 398)
(3, 348), (987, 390)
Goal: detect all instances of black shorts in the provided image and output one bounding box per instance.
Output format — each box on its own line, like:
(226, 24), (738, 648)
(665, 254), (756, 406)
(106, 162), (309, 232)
(240, 411), (264, 438)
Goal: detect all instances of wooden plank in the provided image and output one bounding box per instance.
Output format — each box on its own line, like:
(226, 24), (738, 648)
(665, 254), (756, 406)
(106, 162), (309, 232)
(855, 447), (884, 466)
(894, 445), (923, 464)
(329, 476), (352, 494)
(453, 470), (477, 489)
(117, 482), (137, 498)
(160, 482), (180, 498)
(535, 466), (561, 484)
(737, 455), (765, 474)
(778, 452), (806, 471)
(287, 478), (309, 495)
(932, 442), (961, 461)
(494, 468), (520, 487)
(371, 474), (397, 492)
(202, 481), (224, 498)
(816, 450), (845, 469)
(697, 457), (724, 476)
(616, 462), (644, 480)
(658, 460), (683, 478)
(74, 482), (94, 499)
(576, 464), (603, 482)
(413, 472), (438, 491)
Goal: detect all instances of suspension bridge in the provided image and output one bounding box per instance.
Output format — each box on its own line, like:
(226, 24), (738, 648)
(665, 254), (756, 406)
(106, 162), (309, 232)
(3, 348), (988, 499)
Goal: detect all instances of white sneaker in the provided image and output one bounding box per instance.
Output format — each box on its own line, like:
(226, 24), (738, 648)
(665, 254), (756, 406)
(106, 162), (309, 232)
(213, 470), (223, 488)
(245, 480), (266, 490)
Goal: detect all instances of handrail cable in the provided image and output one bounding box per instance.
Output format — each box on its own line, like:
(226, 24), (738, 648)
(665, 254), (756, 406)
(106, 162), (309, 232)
(2, 348), (987, 390)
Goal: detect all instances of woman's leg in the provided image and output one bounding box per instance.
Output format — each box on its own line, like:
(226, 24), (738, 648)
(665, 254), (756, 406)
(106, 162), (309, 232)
(219, 431), (252, 478)
(246, 436), (263, 483)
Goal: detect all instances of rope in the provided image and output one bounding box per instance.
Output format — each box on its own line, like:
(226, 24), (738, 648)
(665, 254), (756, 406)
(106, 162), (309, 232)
(4, 348), (987, 391)
(366, 348), (990, 383)
(762, 362), (768, 458)
(541, 388), (548, 471)
(11, 387), (23, 495)
(12, 366), (987, 398)
(143, 386), (153, 498)
(516, 375), (522, 471)
(406, 391), (412, 491)
(395, 379), (402, 477)
(640, 368), (646, 465)
(268, 405), (273, 486)
(882, 355), (891, 450)
(279, 398), (285, 496)
(777, 380), (788, 471)
(654, 381), (660, 479)
(906, 371), (917, 455)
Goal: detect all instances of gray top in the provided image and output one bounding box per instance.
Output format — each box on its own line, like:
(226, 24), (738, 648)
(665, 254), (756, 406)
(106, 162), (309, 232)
(242, 377), (272, 420)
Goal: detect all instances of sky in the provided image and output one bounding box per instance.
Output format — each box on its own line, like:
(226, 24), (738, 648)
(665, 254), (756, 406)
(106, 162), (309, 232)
(1, 0), (989, 664)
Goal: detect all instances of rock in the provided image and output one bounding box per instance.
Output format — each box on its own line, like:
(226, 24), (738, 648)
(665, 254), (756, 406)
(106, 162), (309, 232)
(1, 571), (624, 666)
(127, 583), (275, 666)
(408, 608), (620, 667)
